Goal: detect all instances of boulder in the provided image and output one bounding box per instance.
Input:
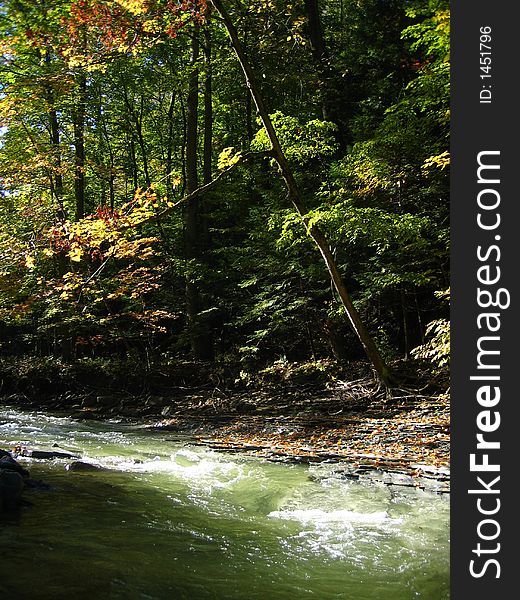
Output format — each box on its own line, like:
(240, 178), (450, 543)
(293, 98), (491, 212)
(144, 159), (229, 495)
(0, 454), (30, 478)
(14, 446), (80, 460)
(0, 469), (24, 511)
(65, 461), (104, 472)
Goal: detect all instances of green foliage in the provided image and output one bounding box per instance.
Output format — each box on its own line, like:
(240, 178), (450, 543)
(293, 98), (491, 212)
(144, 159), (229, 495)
(257, 358), (341, 387)
(411, 318), (450, 368)
(0, 0), (451, 374)
(251, 112), (338, 164)
(411, 289), (450, 369)
(403, 0), (450, 62)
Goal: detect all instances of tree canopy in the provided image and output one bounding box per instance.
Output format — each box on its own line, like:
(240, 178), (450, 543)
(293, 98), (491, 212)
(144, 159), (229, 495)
(0, 0), (450, 382)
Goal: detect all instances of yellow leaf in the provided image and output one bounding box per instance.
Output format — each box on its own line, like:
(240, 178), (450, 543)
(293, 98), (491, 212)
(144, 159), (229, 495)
(68, 246), (83, 262)
(115, 0), (148, 15)
(25, 255), (35, 269)
(217, 147), (242, 171)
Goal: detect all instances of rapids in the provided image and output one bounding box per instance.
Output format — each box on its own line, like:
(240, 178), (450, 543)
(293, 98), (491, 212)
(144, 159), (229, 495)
(0, 407), (449, 599)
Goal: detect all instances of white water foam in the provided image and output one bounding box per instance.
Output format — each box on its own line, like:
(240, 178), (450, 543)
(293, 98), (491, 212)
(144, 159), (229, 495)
(268, 508), (393, 525)
(99, 450), (250, 495)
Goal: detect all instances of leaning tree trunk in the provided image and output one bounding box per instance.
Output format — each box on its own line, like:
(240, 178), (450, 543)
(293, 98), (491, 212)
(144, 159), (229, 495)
(210, 0), (391, 385)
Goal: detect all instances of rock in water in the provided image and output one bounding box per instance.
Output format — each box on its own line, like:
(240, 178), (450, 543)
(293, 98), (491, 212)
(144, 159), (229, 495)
(14, 446), (80, 460)
(0, 455), (30, 478)
(65, 461), (104, 472)
(0, 470), (24, 511)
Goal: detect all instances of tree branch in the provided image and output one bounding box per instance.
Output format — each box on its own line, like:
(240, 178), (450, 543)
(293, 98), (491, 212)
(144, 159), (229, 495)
(120, 150), (275, 230)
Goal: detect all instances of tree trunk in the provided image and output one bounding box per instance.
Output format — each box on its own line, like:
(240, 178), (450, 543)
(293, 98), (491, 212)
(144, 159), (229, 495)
(184, 27), (214, 361)
(243, 28), (254, 144)
(304, 0), (327, 62)
(245, 85), (254, 144)
(323, 318), (350, 362)
(137, 94), (151, 188)
(185, 32), (199, 195)
(166, 92), (176, 202)
(401, 288), (410, 358)
(210, 0), (391, 385)
(201, 20), (214, 254)
(129, 139), (138, 192)
(73, 73), (87, 220)
(203, 21), (213, 186)
(122, 85), (151, 188)
(43, 45), (65, 220)
(97, 87), (116, 210)
(303, 0), (347, 147)
(49, 106), (65, 219)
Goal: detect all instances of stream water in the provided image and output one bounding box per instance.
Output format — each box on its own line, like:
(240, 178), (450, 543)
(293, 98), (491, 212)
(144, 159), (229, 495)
(0, 407), (449, 599)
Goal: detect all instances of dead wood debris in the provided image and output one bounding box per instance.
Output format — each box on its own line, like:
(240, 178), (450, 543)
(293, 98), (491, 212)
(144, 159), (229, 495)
(153, 378), (450, 487)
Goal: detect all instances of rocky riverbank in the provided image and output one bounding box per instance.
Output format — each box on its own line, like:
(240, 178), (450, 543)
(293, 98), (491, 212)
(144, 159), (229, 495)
(2, 389), (449, 496)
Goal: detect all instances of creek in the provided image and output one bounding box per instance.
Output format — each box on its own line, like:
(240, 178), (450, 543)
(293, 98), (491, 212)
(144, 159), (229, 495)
(0, 407), (449, 599)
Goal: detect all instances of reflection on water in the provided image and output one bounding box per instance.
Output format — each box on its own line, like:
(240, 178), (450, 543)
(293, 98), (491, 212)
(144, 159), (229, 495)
(0, 407), (449, 599)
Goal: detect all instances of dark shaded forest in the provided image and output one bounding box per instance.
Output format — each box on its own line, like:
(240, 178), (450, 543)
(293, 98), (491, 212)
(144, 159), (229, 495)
(0, 0), (449, 400)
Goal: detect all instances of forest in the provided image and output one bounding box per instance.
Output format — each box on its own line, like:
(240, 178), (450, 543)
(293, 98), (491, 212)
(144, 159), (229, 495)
(0, 1), (451, 596)
(0, 0), (449, 392)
